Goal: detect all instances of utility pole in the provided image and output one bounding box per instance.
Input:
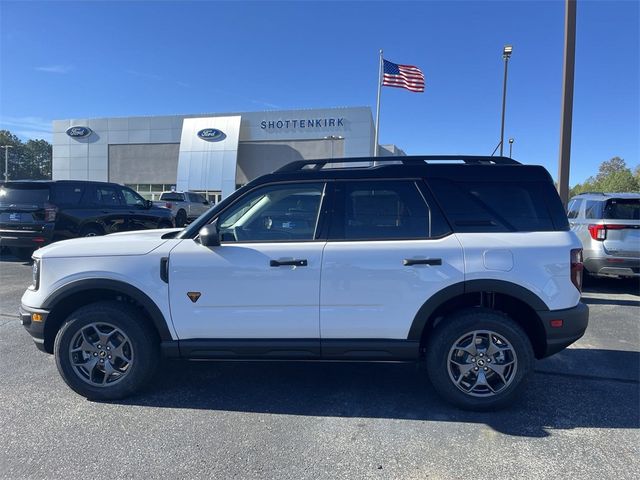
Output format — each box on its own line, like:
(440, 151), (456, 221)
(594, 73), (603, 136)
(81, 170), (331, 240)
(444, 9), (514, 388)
(1, 145), (14, 182)
(557, 0), (577, 206)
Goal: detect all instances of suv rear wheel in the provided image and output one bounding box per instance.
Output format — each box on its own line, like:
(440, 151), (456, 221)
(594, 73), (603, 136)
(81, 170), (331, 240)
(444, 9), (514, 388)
(54, 301), (159, 400)
(426, 308), (534, 411)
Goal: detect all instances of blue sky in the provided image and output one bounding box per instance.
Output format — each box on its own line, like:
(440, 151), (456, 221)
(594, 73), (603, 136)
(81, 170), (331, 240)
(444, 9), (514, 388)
(0, 0), (638, 186)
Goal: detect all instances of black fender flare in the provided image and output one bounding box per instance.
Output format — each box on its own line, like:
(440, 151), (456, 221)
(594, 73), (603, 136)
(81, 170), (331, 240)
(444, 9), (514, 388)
(42, 278), (173, 341)
(407, 279), (549, 341)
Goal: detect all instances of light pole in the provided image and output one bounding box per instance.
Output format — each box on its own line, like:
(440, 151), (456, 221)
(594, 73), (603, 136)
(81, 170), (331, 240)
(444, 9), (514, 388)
(324, 135), (344, 159)
(1, 145), (14, 182)
(499, 45), (513, 156)
(508, 138), (514, 158)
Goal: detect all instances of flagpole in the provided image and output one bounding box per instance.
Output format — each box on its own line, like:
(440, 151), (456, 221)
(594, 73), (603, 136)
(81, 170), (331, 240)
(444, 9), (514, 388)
(373, 49), (383, 159)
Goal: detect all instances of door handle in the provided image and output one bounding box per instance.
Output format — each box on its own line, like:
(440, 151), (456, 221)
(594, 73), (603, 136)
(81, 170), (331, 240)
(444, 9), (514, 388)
(403, 258), (442, 266)
(270, 259), (308, 267)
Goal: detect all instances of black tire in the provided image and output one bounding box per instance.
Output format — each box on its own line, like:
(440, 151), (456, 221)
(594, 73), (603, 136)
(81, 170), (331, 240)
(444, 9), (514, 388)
(426, 308), (534, 411)
(175, 209), (187, 228)
(80, 225), (104, 237)
(54, 301), (159, 400)
(9, 246), (34, 261)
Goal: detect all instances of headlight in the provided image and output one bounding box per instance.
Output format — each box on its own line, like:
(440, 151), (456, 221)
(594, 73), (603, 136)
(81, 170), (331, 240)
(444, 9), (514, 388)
(32, 259), (40, 290)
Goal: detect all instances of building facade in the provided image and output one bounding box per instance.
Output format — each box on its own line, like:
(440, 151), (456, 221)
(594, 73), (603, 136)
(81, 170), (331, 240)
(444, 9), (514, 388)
(52, 106), (386, 201)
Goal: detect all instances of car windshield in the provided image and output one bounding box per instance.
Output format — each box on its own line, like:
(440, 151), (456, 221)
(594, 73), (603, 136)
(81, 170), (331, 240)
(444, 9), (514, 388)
(604, 199), (640, 220)
(0, 185), (50, 208)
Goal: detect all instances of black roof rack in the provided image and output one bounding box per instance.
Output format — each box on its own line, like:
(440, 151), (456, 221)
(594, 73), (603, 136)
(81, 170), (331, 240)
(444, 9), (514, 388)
(276, 155), (520, 173)
(576, 192), (605, 196)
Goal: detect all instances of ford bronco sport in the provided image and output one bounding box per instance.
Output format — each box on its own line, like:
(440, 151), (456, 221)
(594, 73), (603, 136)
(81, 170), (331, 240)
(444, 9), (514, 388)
(20, 156), (588, 410)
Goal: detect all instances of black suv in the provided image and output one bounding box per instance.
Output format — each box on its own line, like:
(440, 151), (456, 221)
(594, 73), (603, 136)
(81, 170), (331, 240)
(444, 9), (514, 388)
(0, 180), (174, 259)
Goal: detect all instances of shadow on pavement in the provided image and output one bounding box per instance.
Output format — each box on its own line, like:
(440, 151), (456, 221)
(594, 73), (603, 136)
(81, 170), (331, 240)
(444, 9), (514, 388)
(582, 276), (640, 297)
(582, 296), (640, 307)
(117, 348), (640, 438)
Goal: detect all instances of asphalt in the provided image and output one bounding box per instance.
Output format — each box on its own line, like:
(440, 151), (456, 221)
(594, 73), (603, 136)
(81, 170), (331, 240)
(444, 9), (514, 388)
(0, 251), (638, 479)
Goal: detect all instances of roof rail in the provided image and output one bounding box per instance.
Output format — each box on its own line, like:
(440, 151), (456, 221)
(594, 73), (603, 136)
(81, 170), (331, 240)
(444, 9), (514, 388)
(576, 192), (606, 196)
(275, 155), (520, 173)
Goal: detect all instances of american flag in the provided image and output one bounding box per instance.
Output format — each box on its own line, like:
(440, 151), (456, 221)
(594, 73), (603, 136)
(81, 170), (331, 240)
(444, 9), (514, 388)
(382, 59), (425, 93)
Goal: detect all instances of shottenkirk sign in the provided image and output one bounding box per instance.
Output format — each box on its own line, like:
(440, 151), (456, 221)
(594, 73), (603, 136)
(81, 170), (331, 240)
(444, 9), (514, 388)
(260, 118), (344, 130)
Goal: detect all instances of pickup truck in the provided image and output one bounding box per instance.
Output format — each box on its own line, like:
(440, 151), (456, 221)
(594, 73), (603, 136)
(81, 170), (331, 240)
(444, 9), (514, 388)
(153, 191), (211, 227)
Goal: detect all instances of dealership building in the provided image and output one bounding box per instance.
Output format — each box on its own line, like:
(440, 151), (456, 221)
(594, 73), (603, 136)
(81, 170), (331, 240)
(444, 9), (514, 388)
(52, 106), (404, 202)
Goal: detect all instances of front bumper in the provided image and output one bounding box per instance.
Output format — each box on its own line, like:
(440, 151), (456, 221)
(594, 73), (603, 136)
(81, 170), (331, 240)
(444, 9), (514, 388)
(584, 256), (640, 278)
(19, 304), (50, 352)
(538, 302), (589, 358)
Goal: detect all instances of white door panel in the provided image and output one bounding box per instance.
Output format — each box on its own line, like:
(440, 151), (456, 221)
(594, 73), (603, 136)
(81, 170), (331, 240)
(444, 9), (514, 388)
(169, 240), (324, 338)
(320, 236), (465, 339)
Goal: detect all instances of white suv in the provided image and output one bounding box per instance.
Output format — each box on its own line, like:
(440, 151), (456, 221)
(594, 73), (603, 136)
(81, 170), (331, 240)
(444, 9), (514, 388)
(20, 156), (588, 410)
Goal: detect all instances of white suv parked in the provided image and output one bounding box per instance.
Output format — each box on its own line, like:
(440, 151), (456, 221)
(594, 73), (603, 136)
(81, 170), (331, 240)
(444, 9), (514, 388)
(20, 156), (588, 410)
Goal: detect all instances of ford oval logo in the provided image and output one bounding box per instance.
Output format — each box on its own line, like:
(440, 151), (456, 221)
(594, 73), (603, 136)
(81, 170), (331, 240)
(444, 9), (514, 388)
(197, 128), (225, 141)
(66, 126), (92, 138)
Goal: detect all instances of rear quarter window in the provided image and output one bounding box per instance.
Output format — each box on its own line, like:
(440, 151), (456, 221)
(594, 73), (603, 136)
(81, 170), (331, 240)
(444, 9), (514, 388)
(52, 183), (85, 207)
(427, 179), (564, 232)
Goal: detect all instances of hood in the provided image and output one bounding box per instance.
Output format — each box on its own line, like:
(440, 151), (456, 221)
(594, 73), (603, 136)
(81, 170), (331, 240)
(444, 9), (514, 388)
(34, 228), (182, 259)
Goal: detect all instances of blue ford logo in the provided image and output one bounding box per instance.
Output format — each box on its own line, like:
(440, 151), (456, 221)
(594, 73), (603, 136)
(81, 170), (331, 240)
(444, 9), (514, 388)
(66, 126), (92, 138)
(197, 128), (225, 141)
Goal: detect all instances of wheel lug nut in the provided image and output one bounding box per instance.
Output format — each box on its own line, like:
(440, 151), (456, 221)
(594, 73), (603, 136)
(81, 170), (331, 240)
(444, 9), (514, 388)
(106, 347), (110, 351)
(474, 367), (479, 371)
(484, 367), (488, 371)
(93, 353), (98, 356)
(108, 355), (112, 359)
(471, 358), (476, 362)
(100, 359), (104, 363)
(487, 358), (492, 362)
(97, 345), (102, 349)
(479, 353), (484, 357)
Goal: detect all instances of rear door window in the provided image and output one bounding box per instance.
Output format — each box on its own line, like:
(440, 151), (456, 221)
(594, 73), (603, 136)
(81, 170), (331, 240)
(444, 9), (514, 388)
(330, 180), (447, 240)
(604, 199), (640, 220)
(85, 185), (124, 207)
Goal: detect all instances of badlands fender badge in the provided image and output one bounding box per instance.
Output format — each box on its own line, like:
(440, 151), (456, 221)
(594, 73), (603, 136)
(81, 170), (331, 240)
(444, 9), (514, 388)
(187, 292), (201, 303)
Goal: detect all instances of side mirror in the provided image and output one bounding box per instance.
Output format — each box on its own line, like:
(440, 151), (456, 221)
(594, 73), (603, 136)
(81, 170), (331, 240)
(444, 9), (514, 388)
(144, 200), (153, 209)
(199, 223), (221, 247)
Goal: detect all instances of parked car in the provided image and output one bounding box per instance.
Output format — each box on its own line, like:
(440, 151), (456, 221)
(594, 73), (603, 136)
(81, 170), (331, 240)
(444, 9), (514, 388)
(20, 155), (588, 411)
(567, 192), (640, 278)
(0, 180), (174, 259)
(153, 191), (211, 227)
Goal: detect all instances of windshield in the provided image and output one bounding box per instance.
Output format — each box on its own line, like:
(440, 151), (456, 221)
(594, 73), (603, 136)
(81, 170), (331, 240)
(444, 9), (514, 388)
(0, 185), (50, 208)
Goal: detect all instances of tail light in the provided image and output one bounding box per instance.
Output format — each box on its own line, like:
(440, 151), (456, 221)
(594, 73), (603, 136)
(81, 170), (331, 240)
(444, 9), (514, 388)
(570, 248), (583, 292)
(44, 203), (58, 222)
(165, 202), (173, 209)
(588, 224), (627, 240)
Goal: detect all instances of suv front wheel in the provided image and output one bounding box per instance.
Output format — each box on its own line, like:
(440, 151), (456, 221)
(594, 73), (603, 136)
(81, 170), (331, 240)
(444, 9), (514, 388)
(54, 301), (159, 400)
(426, 308), (534, 411)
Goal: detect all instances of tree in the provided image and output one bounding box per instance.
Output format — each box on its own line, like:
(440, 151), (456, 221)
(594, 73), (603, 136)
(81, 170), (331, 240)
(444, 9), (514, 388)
(0, 129), (52, 181)
(569, 157), (639, 196)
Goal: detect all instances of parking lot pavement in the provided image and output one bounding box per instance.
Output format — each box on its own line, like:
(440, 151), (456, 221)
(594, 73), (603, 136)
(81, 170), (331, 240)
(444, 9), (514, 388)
(1, 251), (638, 480)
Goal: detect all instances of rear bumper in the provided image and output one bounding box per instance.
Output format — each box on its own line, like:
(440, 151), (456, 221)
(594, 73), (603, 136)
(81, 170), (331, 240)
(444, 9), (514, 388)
(538, 302), (589, 358)
(19, 304), (49, 352)
(0, 225), (54, 248)
(584, 256), (640, 277)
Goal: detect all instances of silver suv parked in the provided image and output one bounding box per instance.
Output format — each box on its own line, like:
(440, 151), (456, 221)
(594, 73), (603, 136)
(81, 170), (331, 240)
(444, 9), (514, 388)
(567, 192), (640, 278)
